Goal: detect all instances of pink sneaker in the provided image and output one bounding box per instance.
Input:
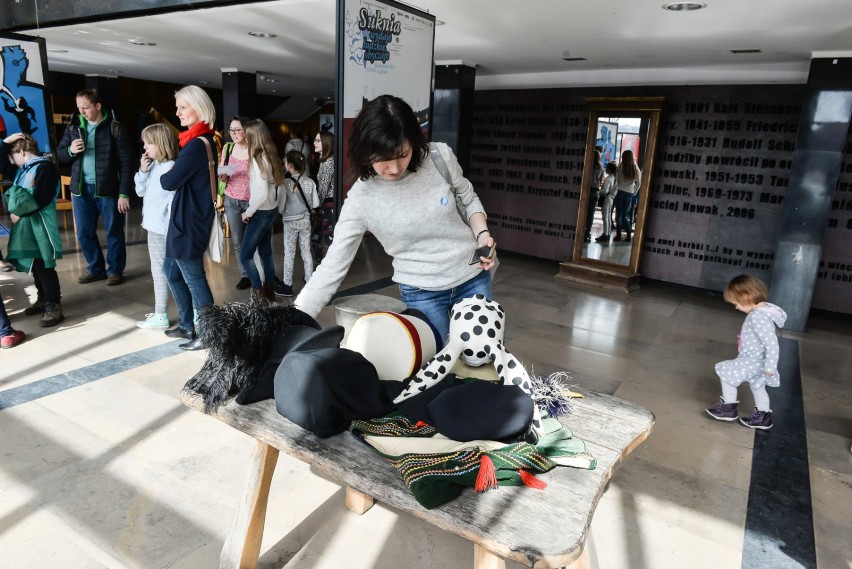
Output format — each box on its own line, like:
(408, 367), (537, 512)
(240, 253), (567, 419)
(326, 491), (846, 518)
(1, 330), (26, 349)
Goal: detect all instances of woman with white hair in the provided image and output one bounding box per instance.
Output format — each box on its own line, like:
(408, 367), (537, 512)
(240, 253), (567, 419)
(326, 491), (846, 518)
(159, 85), (217, 351)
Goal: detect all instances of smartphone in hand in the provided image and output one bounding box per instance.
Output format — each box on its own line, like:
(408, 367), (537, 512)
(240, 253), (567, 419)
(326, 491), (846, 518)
(468, 242), (496, 265)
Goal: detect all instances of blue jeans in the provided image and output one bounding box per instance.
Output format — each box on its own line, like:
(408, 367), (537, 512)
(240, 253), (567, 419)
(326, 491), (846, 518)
(73, 184), (126, 276)
(399, 269), (493, 344)
(0, 298), (12, 337)
(614, 191), (634, 233)
(164, 256), (214, 331)
(224, 196), (251, 277)
(239, 208), (277, 289)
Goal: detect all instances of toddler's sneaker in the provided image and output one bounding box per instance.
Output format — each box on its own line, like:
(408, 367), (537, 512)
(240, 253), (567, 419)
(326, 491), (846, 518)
(739, 408), (773, 430)
(706, 398), (739, 421)
(137, 313), (170, 329)
(40, 302), (65, 328)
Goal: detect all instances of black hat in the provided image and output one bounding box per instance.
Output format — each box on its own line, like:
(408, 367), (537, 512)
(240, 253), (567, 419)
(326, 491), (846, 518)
(274, 347), (395, 437)
(236, 325), (345, 405)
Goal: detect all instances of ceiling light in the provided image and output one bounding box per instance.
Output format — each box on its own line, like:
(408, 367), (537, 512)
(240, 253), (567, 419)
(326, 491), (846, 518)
(248, 32), (277, 38)
(662, 3), (706, 11)
(198, 80), (209, 85)
(435, 20), (445, 26)
(730, 49), (762, 54)
(48, 48), (68, 53)
(129, 39), (157, 46)
(263, 77), (278, 83)
(105, 69), (123, 74)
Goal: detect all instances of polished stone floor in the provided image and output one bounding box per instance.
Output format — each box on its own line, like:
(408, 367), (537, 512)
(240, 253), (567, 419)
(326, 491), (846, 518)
(0, 215), (849, 568)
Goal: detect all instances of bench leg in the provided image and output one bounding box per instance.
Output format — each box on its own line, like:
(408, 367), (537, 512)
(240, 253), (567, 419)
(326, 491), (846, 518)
(220, 441), (279, 569)
(473, 544), (506, 569)
(344, 486), (375, 515)
(561, 529), (598, 569)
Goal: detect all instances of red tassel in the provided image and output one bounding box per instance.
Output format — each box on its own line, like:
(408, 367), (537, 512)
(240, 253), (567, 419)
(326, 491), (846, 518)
(519, 469), (547, 490)
(475, 455), (498, 493)
(414, 420), (430, 429)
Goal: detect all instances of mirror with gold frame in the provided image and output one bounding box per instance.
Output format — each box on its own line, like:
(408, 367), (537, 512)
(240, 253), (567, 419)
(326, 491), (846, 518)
(558, 97), (665, 292)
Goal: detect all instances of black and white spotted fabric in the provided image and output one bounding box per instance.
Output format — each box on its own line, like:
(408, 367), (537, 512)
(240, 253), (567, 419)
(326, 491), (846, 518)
(393, 295), (545, 439)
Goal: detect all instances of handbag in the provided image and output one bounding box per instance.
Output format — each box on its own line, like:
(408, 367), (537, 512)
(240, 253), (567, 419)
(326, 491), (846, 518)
(200, 137), (225, 263)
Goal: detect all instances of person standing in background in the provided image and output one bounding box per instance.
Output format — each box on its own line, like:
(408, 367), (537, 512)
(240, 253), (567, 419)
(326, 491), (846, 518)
(57, 89), (135, 286)
(613, 149), (641, 242)
(239, 119), (286, 302)
(284, 127), (311, 178)
(313, 131), (335, 261)
(159, 85), (217, 351)
(134, 123), (178, 329)
(0, 133), (65, 327)
(219, 116), (254, 291)
(276, 150), (318, 299)
(584, 149), (604, 243)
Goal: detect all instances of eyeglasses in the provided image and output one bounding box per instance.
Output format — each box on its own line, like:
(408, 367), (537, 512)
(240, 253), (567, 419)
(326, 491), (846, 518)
(229, 128), (244, 133)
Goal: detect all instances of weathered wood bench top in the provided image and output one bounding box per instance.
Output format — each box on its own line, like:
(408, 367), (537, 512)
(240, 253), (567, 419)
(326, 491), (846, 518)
(182, 388), (654, 569)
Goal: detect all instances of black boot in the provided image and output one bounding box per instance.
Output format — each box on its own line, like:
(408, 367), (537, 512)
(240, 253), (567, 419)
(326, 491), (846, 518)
(625, 230), (632, 242)
(614, 231), (622, 242)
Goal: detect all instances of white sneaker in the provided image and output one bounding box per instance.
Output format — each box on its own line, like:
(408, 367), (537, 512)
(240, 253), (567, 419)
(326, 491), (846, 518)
(137, 313), (170, 329)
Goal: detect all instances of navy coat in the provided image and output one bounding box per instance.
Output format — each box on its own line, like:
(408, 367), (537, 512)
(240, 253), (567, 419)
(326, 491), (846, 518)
(160, 134), (217, 259)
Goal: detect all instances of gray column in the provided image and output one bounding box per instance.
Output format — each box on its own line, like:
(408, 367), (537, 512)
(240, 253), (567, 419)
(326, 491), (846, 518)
(768, 57), (852, 331)
(221, 69), (256, 124)
(433, 63), (476, 172)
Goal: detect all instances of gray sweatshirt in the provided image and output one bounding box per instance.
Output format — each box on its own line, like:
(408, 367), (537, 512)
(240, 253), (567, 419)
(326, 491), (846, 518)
(295, 143), (486, 318)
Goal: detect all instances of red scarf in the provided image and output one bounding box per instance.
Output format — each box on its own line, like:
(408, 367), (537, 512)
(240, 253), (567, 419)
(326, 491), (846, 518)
(179, 122), (214, 147)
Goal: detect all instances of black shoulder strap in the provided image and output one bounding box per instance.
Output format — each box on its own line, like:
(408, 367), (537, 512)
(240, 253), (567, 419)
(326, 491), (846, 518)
(293, 176), (311, 210)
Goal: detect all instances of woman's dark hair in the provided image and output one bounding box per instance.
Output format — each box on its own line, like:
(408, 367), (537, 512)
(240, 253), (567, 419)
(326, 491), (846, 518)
(346, 94), (428, 181)
(318, 131), (334, 162)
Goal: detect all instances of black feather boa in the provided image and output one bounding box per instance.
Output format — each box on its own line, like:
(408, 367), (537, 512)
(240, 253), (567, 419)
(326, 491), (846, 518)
(182, 299), (319, 413)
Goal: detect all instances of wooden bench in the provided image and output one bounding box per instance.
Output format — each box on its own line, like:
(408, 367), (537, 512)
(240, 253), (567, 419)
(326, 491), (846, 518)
(181, 388), (654, 569)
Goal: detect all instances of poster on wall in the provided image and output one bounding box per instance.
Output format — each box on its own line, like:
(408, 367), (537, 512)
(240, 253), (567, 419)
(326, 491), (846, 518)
(319, 113), (335, 134)
(336, 0), (435, 196)
(595, 120), (618, 164)
(0, 32), (53, 155)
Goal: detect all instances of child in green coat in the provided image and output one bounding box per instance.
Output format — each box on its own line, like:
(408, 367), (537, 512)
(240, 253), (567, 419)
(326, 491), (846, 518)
(0, 133), (65, 327)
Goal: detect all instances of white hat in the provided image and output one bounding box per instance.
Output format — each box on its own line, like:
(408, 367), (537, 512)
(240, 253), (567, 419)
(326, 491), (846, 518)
(345, 311), (439, 382)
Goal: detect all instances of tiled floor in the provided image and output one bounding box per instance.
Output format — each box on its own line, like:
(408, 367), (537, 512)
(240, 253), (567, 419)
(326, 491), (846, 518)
(0, 216), (850, 568)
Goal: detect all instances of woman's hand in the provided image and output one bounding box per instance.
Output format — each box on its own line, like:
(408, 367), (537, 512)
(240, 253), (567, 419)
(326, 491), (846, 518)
(241, 212), (251, 223)
(10, 213), (20, 224)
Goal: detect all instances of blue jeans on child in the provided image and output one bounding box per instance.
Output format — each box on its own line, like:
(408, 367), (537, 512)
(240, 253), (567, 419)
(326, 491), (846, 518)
(239, 208), (278, 290)
(0, 299), (12, 337)
(399, 269), (493, 343)
(73, 183), (126, 276)
(163, 256), (214, 332)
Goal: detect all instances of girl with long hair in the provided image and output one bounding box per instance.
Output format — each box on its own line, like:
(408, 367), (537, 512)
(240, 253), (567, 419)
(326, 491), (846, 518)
(240, 119), (286, 301)
(313, 131), (335, 259)
(613, 149), (641, 242)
